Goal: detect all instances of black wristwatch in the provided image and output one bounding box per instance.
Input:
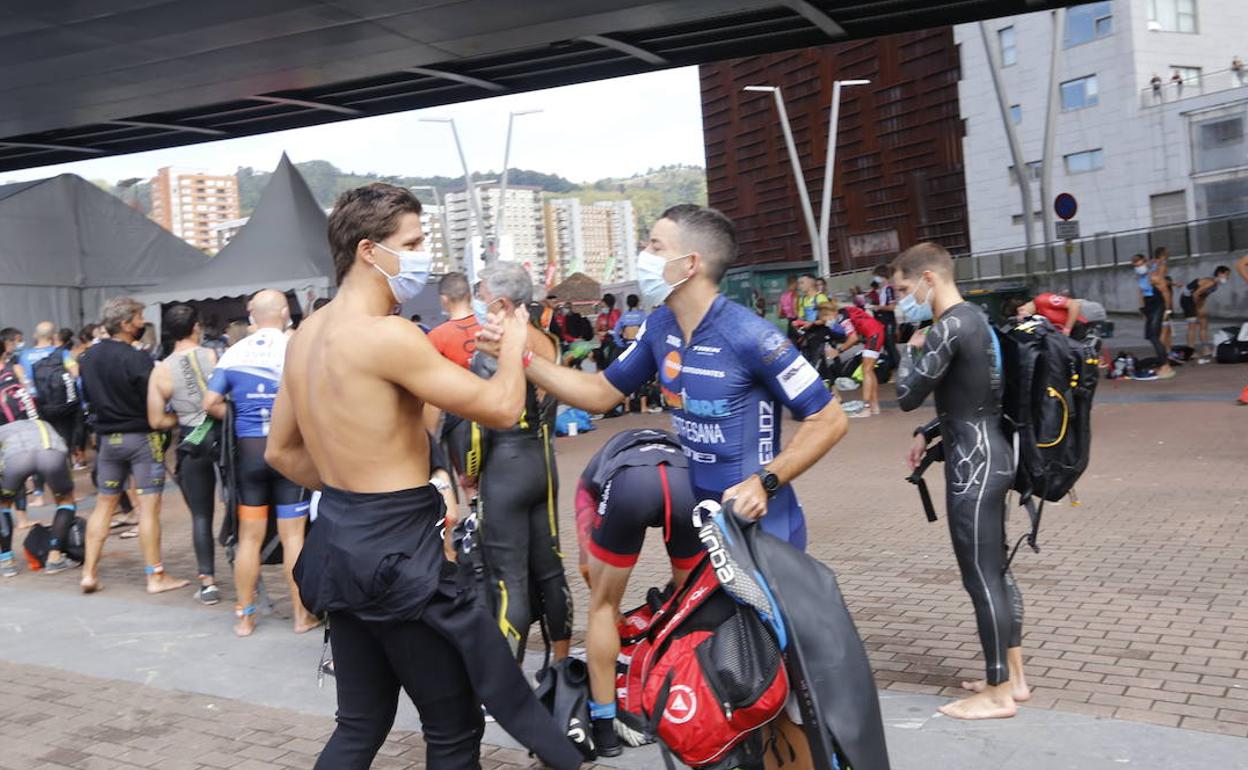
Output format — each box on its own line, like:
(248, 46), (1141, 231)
(756, 468), (781, 498)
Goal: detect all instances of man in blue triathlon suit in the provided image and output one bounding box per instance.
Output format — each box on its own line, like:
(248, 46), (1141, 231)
(204, 290), (314, 637)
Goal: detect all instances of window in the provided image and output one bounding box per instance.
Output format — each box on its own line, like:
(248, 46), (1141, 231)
(1065, 1), (1113, 46)
(1148, 0), (1197, 32)
(1011, 210), (1044, 225)
(999, 26), (1017, 66)
(1061, 75), (1099, 110)
(1010, 104), (1022, 124)
(1064, 149), (1104, 174)
(1008, 160), (1043, 184)
(1192, 113), (1246, 173)
(1196, 177), (1248, 218)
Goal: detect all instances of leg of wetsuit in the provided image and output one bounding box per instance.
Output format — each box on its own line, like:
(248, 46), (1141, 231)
(175, 444), (217, 578)
(529, 433), (571, 647)
(381, 612), (484, 768)
(479, 438), (538, 659)
(944, 420), (1017, 686)
(1144, 295), (1167, 360)
(51, 505), (76, 550)
(316, 611), (401, 769)
(0, 508), (12, 555)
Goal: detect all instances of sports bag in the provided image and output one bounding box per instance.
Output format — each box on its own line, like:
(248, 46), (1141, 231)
(997, 316), (1099, 562)
(32, 352), (79, 420)
(622, 552), (788, 769)
(0, 365), (38, 425)
(22, 517), (86, 569)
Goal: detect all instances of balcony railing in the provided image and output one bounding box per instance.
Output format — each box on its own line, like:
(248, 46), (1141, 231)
(1140, 66), (1247, 108)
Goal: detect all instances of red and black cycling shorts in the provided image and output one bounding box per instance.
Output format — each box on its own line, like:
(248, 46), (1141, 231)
(589, 463), (701, 571)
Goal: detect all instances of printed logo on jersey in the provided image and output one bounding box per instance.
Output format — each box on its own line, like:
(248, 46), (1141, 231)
(683, 446), (718, 464)
(665, 334), (682, 348)
(683, 394), (730, 418)
(662, 351), (682, 383)
(681, 365), (725, 379)
(758, 401), (775, 465)
(777, 357), (819, 400)
(691, 345), (721, 356)
(672, 415), (725, 446)
(759, 329), (793, 365)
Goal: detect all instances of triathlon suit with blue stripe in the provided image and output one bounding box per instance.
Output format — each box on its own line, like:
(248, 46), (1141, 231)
(208, 328), (308, 519)
(603, 295), (831, 550)
(896, 301), (1020, 686)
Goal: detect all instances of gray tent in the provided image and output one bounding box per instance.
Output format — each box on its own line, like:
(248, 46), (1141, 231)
(137, 153), (334, 315)
(0, 174), (207, 333)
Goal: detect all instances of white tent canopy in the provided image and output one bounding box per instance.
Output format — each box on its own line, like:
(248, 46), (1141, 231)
(136, 153), (334, 313)
(0, 174), (207, 333)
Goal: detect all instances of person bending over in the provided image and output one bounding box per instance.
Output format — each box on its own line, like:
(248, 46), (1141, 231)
(573, 428), (700, 757)
(825, 298), (886, 417)
(894, 242), (1027, 720)
(1179, 266), (1231, 354)
(1002, 292), (1088, 339)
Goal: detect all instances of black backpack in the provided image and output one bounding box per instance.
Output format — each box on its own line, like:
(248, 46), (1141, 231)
(32, 352), (79, 420)
(23, 517), (86, 568)
(997, 316), (1099, 562)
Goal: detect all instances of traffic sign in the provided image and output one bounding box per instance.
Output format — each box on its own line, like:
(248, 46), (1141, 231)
(1054, 193), (1078, 221)
(1055, 220), (1080, 241)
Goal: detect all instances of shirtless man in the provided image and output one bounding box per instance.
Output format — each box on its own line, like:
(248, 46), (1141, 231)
(266, 183), (578, 770)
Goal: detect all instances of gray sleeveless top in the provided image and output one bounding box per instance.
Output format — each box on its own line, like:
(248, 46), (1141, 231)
(166, 347), (215, 428)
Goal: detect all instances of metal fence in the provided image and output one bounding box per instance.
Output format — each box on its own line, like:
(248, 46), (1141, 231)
(1138, 65), (1248, 109)
(951, 211), (1248, 283)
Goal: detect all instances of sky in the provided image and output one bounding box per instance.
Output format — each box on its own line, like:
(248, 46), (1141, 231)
(0, 67), (706, 187)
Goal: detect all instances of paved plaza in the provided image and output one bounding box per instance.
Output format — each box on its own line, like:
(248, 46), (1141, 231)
(0, 352), (1245, 769)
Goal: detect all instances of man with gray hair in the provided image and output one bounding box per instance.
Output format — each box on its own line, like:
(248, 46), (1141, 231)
(461, 261), (573, 665)
(78, 297), (189, 595)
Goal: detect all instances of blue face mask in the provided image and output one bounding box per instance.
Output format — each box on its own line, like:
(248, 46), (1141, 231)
(898, 280), (934, 323)
(472, 297), (504, 326)
(372, 242), (432, 305)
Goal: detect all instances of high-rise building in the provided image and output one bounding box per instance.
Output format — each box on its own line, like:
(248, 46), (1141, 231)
(422, 204), (451, 275)
(699, 28), (968, 271)
(148, 167), (241, 253)
(544, 198), (638, 284)
(956, 0), (1248, 251)
(444, 185), (547, 284)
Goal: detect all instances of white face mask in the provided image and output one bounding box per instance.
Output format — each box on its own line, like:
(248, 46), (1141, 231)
(636, 250), (691, 308)
(373, 242), (433, 305)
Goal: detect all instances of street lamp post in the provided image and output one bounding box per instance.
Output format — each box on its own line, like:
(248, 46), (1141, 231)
(817, 79), (871, 277)
(744, 86), (822, 270)
(410, 185), (452, 269)
(421, 117), (489, 277)
(496, 109), (542, 247)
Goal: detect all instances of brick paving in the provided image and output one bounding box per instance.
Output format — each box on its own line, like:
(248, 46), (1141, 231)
(4, 361), (1247, 757)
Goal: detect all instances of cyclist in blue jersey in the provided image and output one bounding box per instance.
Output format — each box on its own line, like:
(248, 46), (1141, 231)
(478, 204), (848, 750)
(204, 290), (315, 637)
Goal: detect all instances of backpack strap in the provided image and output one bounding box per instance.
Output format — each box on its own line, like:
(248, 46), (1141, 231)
(1007, 496), (1044, 568)
(183, 349), (210, 392)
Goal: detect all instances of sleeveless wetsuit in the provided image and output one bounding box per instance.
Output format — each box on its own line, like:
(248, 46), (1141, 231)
(896, 301), (1020, 686)
(603, 295), (830, 549)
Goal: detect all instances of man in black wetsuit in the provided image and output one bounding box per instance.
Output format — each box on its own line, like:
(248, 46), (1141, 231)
(466, 261), (573, 665)
(893, 242), (1027, 721)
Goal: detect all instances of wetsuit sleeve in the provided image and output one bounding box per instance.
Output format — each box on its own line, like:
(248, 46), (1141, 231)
(748, 324), (831, 419)
(914, 417), (941, 443)
(602, 319), (657, 396)
(895, 314), (960, 412)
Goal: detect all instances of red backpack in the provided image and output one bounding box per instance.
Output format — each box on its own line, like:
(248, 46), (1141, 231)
(619, 555), (790, 769)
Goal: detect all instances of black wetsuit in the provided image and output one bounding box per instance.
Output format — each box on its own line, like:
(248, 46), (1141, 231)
(469, 345), (572, 661)
(896, 302), (1021, 686)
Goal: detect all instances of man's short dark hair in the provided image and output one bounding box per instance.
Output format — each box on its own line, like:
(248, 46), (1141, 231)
(327, 183), (423, 287)
(57, 328), (74, 347)
(602, 294), (616, 308)
(1153, 246), (1168, 260)
(164, 304), (200, 341)
(1131, 252), (1147, 263)
(659, 204), (738, 283)
(312, 298), (330, 311)
(1215, 265), (1231, 276)
(891, 242), (954, 280)
(799, 273), (816, 282)
(626, 293), (640, 309)
(439, 272), (471, 302)
(0, 327), (22, 345)
(1002, 296), (1032, 319)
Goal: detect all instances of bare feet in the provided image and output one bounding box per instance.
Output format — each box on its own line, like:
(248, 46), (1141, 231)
(80, 576), (102, 594)
(939, 689), (1017, 720)
(293, 614), (323, 634)
(235, 607), (257, 638)
(146, 573), (191, 594)
(960, 679), (1031, 702)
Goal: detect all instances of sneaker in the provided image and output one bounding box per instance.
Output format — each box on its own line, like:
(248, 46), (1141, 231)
(43, 557), (71, 574)
(848, 410), (874, 418)
(196, 584), (221, 606)
(1131, 372), (1159, 381)
(646, 406), (663, 414)
(0, 558), (17, 578)
(593, 718), (622, 758)
(834, 377), (859, 392)
(841, 400), (867, 413)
